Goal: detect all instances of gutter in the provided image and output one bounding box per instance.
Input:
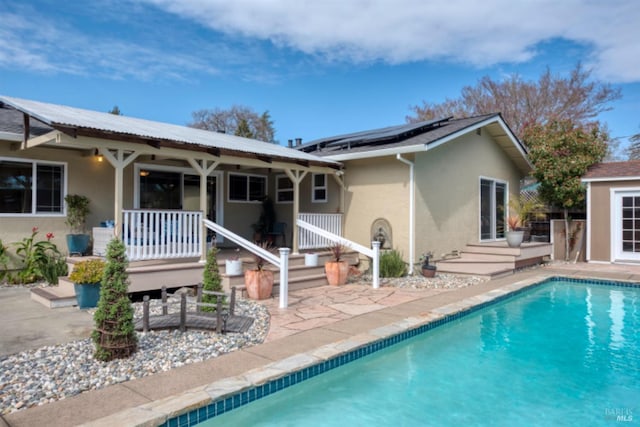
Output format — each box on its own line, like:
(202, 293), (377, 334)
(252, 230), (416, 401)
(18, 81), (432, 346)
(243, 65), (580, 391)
(396, 154), (415, 274)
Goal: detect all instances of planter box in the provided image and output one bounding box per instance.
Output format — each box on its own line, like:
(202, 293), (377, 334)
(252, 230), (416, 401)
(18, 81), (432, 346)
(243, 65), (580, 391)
(74, 282), (101, 309)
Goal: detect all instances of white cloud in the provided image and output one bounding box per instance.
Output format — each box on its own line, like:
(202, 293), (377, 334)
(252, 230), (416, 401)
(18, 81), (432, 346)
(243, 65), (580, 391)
(141, 0), (640, 83)
(1, 1), (638, 84)
(0, 5), (220, 81)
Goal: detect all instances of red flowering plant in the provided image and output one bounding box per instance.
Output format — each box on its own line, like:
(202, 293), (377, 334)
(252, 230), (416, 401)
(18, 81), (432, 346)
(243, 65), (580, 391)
(11, 227), (67, 285)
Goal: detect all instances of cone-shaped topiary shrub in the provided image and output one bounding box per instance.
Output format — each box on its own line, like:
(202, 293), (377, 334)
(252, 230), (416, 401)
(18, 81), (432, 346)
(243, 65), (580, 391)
(92, 238), (137, 361)
(202, 247), (223, 312)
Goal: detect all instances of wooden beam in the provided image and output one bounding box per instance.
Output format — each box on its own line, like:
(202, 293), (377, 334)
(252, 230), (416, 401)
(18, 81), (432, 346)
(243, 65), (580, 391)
(207, 147), (221, 157)
(147, 140), (161, 149)
(255, 154), (272, 164)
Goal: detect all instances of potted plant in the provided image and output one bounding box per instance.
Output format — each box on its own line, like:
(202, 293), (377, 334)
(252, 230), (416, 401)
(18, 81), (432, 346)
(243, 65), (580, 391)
(420, 252), (436, 278)
(325, 242), (349, 286)
(225, 248), (243, 276)
(304, 252), (319, 267)
(244, 243), (274, 300)
(509, 195), (545, 242)
(506, 215), (524, 248)
(64, 194), (91, 256)
(69, 258), (105, 309)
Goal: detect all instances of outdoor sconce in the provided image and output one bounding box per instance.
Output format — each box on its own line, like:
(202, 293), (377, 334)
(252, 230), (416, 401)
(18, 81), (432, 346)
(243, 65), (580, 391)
(94, 148), (103, 162)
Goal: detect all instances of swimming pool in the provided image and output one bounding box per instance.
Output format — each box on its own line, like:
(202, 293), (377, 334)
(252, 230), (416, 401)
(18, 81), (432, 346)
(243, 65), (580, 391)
(169, 278), (639, 426)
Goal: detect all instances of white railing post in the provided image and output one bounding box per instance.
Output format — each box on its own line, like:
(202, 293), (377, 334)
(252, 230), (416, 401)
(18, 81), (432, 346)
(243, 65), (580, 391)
(372, 241), (380, 289)
(279, 247), (290, 308)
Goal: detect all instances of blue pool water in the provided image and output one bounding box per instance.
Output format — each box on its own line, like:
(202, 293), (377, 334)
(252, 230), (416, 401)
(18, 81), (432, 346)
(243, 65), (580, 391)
(195, 280), (639, 426)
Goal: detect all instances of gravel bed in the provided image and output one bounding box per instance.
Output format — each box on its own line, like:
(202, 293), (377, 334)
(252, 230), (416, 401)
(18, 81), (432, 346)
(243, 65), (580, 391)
(0, 296), (269, 415)
(0, 273), (485, 415)
(351, 272), (489, 289)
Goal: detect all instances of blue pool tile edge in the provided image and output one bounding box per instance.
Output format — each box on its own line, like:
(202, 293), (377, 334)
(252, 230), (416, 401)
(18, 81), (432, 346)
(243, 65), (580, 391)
(160, 275), (640, 427)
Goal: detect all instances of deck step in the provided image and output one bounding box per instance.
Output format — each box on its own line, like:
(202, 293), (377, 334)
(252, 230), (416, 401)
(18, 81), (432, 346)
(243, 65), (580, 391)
(30, 287), (77, 308)
(435, 262), (514, 278)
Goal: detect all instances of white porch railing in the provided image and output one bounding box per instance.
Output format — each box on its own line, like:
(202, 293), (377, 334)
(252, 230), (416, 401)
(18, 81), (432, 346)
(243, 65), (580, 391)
(203, 219), (291, 309)
(123, 210), (203, 261)
(298, 213), (343, 249)
(296, 219), (380, 289)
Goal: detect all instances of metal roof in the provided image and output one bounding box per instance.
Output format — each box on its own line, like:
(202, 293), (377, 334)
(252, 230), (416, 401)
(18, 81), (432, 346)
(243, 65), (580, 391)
(0, 106), (53, 138)
(0, 96), (339, 167)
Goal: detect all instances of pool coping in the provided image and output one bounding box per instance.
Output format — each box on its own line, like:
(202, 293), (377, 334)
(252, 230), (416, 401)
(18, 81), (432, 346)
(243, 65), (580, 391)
(81, 271), (640, 427)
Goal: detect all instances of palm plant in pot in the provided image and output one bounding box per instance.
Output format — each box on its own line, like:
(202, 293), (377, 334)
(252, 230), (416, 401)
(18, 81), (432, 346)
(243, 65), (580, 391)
(508, 195), (545, 242)
(244, 243), (274, 300)
(325, 242), (349, 286)
(64, 194), (91, 256)
(506, 215), (524, 248)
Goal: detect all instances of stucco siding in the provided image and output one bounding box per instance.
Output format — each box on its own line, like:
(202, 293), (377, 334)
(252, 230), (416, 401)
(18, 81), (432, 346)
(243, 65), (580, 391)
(0, 143), (114, 255)
(414, 131), (522, 262)
(342, 157), (412, 260)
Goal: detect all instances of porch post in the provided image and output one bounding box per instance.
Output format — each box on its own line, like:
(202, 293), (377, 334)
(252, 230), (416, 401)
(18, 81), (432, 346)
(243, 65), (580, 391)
(285, 169), (308, 254)
(332, 172), (346, 236)
(100, 148), (139, 238)
(187, 159), (219, 261)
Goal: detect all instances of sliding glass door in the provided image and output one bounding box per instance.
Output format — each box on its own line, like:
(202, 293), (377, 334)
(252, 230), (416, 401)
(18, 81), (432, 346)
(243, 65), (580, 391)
(480, 178), (507, 241)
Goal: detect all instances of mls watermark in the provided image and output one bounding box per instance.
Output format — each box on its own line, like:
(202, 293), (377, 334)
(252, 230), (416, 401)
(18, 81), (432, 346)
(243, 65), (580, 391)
(605, 408), (633, 422)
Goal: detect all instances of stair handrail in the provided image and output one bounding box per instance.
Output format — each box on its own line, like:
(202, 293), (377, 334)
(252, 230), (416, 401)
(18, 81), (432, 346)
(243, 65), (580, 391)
(296, 219), (380, 289)
(203, 219), (290, 308)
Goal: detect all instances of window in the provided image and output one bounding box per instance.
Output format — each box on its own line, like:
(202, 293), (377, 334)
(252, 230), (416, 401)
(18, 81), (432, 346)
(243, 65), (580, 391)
(139, 169), (182, 209)
(0, 158), (65, 215)
(312, 173), (327, 203)
(228, 173), (267, 202)
(276, 175), (293, 203)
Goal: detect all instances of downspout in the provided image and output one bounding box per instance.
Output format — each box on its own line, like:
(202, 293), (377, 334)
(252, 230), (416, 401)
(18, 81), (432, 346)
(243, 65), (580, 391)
(396, 154), (415, 274)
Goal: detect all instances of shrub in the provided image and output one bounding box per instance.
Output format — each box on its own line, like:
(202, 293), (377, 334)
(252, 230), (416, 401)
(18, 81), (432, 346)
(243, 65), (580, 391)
(92, 238), (137, 361)
(12, 228), (67, 285)
(69, 259), (106, 284)
(379, 249), (407, 278)
(202, 247), (223, 312)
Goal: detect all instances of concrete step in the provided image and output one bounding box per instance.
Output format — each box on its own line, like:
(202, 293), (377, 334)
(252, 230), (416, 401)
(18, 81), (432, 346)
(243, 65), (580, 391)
(30, 286), (77, 308)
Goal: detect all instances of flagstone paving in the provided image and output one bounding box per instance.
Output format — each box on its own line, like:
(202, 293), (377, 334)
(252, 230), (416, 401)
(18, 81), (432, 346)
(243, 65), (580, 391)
(259, 284), (454, 342)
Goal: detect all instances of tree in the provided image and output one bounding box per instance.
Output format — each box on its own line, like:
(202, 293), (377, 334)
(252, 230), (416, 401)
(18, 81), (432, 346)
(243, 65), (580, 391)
(626, 132), (640, 160)
(92, 238), (137, 361)
(202, 247), (223, 312)
(108, 105), (121, 115)
(408, 63), (621, 139)
(189, 105), (276, 143)
(525, 120), (607, 260)
(234, 118), (254, 138)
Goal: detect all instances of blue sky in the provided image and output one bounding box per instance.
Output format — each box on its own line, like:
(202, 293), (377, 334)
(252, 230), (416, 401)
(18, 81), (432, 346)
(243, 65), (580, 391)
(1, 0), (638, 154)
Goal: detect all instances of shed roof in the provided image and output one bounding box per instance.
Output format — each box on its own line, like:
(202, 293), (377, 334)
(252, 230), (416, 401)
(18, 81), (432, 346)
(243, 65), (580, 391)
(582, 160), (640, 181)
(0, 96), (339, 168)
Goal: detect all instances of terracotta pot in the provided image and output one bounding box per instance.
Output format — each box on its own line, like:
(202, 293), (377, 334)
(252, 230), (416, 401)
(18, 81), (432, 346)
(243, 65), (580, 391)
(325, 260), (349, 286)
(244, 269), (274, 300)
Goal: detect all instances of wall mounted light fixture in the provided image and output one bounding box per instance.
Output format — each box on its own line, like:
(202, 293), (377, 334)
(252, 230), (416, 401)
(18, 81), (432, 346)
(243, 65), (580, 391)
(94, 148), (103, 162)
